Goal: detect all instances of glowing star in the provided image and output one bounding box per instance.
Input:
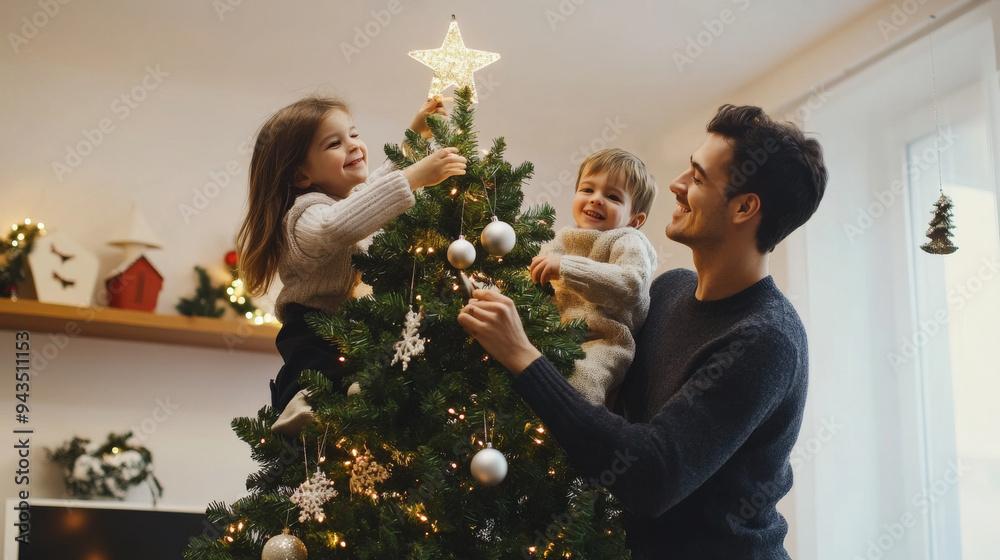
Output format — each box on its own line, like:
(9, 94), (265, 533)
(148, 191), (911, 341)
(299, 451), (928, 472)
(408, 16), (500, 103)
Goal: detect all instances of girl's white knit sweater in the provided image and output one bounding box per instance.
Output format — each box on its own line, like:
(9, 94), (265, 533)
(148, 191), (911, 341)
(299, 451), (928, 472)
(273, 161), (414, 322)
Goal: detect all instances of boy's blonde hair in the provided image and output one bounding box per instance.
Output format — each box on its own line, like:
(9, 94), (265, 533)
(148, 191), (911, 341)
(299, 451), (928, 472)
(576, 148), (657, 226)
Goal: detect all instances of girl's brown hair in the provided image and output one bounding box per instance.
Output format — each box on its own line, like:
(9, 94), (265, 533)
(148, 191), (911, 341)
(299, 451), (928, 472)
(236, 96), (350, 297)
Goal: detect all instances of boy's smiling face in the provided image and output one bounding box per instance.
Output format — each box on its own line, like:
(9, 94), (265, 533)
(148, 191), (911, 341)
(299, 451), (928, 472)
(572, 169), (645, 231)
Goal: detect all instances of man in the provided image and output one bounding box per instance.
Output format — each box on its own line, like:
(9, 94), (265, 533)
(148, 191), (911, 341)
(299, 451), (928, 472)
(458, 105), (827, 559)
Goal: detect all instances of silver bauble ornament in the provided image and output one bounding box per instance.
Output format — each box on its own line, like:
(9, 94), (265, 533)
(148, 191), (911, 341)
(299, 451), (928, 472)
(480, 217), (516, 256)
(347, 382), (361, 396)
(470, 443), (507, 486)
(447, 235), (477, 269)
(262, 529), (307, 560)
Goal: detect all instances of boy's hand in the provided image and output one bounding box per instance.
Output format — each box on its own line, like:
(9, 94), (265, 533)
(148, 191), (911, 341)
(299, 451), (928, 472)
(402, 147), (466, 190)
(529, 255), (561, 285)
(410, 95), (450, 139)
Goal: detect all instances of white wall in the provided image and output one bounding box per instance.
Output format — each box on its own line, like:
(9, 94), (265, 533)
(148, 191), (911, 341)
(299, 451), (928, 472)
(0, 329), (281, 508)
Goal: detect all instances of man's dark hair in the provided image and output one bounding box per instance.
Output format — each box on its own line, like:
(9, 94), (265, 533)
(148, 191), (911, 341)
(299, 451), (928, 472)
(707, 104), (828, 253)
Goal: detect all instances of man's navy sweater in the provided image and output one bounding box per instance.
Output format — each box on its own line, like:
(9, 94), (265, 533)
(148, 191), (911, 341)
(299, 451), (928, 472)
(513, 269), (808, 559)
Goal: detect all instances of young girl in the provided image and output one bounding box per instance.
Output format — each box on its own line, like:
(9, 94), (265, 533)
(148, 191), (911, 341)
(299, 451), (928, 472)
(236, 95), (466, 435)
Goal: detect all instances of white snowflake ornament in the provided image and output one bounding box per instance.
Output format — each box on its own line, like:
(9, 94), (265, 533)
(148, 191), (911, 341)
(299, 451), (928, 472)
(390, 306), (426, 371)
(290, 467), (338, 523)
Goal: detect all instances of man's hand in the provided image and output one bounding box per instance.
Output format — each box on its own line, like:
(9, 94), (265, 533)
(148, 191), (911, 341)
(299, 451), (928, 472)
(410, 95), (450, 139)
(402, 147), (466, 190)
(457, 289), (542, 376)
(529, 255), (561, 285)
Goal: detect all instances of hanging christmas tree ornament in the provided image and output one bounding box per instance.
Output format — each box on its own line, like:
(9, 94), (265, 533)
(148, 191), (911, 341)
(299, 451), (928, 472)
(920, 193), (958, 254)
(408, 15), (500, 103)
(447, 235), (476, 269)
(290, 468), (338, 523)
(347, 382), (362, 396)
(470, 443), (507, 487)
(480, 217), (516, 256)
(919, 28), (957, 256)
(261, 528), (307, 560)
(391, 306), (426, 371)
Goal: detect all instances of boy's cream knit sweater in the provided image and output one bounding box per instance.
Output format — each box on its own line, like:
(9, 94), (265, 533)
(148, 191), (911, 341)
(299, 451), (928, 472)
(541, 226), (657, 404)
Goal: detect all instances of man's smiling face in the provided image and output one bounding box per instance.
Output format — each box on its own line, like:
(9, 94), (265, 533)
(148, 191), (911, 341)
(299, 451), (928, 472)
(665, 133), (737, 249)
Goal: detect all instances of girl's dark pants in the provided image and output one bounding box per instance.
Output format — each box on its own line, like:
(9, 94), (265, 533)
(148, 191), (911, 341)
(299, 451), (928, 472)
(270, 303), (347, 412)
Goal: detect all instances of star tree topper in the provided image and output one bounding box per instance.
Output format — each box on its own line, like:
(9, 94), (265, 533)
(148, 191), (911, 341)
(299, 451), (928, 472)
(408, 15), (500, 103)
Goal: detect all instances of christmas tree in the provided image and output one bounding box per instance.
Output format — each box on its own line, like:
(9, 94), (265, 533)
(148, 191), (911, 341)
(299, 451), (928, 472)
(183, 88), (629, 560)
(919, 192), (958, 255)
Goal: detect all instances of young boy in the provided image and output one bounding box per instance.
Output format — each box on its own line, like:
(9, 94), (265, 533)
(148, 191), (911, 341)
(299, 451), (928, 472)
(529, 148), (657, 407)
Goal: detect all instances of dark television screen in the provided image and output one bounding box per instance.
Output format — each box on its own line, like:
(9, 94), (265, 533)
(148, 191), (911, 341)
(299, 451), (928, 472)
(18, 503), (208, 560)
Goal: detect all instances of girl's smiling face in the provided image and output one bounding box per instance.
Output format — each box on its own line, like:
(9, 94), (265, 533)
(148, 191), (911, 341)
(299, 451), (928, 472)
(294, 109), (369, 198)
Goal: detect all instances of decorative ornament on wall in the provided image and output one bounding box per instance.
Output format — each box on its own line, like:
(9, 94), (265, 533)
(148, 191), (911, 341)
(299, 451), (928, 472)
(409, 15), (500, 103)
(27, 230), (99, 307)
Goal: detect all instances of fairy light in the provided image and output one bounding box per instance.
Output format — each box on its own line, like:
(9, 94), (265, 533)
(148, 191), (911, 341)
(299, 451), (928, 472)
(448, 408), (456, 414)
(451, 187), (458, 195)
(16, 233), (24, 240)
(225, 536), (234, 543)
(340, 541), (347, 548)
(458, 414), (465, 420)
(237, 522), (244, 530)
(427, 247), (434, 254)
(339, 356), (346, 362)
(24, 219), (30, 225)
(534, 439), (543, 445)
(536, 426), (545, 434)
(111, 447), (120, 454)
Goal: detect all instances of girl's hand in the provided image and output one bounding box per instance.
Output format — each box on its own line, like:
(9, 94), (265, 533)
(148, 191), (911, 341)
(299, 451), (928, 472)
(410, 95), (450, 139)
(402, 147), (466, 190)
(457, 289), (542, 376)
(529, 255), (561, 285)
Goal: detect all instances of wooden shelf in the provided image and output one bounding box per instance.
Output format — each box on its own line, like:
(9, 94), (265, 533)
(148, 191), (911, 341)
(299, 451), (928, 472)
(0, 298), (279, 353)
